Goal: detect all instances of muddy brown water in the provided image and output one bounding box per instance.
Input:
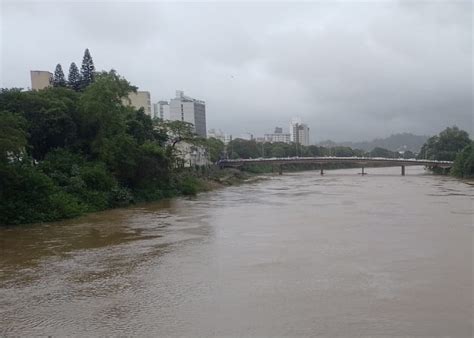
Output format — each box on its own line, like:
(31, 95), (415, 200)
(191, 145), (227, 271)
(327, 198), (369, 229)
(1, 166), (473, 336)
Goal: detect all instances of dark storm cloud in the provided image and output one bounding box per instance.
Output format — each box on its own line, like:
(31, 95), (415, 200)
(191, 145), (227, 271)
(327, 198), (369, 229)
(1, 0), (472, 142)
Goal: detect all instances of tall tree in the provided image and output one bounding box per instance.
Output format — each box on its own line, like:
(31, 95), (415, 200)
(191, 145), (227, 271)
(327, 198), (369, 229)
(80, 48), (95, 89)
(52, 64), (66, 87)
(68, 62), (81, 91)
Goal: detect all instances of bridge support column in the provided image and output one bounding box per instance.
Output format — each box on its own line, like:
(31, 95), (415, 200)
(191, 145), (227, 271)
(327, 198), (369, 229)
(279, 165), (283, 175)
(401, 165), (405, 176)
(320, 164), (324, 176)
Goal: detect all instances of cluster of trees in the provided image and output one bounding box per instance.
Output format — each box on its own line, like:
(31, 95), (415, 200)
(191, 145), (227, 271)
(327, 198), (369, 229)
(223, 139), (412, 160)
(417, 126), (473, 178)
(0, 71), (212, 226)
(51, 49), (95, 91)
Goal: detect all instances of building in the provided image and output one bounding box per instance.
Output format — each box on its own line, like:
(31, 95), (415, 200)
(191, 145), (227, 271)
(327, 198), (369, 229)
(207, 128), (229, 144)
(124, 91), (152, 116)
(30, 70), (53, 90)
(264, 126), (291, 143)
(169, 90), (206, 137)
(175, 142), (210, 167)
(153, 101), (170, 120)
(207, 129), (232, 145)
(290, 118), (310, 146)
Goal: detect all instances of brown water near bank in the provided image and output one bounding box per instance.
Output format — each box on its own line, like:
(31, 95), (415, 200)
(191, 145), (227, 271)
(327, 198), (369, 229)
(1, 166), (473, 336)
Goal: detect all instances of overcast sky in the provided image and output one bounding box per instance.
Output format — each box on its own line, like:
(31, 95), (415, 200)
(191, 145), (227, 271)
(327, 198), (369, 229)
(1, 0), (472, 142)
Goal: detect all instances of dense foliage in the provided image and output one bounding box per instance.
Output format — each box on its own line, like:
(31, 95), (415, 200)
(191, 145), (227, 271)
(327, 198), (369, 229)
(451, 142), (474, 178)
(418, 126), (471, 161)
(226, 139), (401, 160)
(418, 126), (472, 177)
(0, 71), (207, 226)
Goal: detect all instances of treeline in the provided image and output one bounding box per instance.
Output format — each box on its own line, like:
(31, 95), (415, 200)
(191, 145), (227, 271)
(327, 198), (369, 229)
(0, 70), (218, 226)
(51, 49), (95, 91)
(225, 138), (414, 160)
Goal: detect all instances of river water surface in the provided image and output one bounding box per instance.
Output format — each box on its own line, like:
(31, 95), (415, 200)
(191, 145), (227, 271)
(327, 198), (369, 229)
(1, 166), (473, 336)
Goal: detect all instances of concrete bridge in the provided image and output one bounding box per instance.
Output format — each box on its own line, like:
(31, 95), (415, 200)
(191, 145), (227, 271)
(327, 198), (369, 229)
(218, 157), (453, 176)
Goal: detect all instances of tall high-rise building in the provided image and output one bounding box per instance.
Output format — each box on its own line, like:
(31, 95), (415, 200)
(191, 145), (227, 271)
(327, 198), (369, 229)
(30, 70), (53, 90)
(124, 91), (152, 116)
(289, 117), (310, 146)
(153, 101), (170, 120)
(169, 90), (206, 137)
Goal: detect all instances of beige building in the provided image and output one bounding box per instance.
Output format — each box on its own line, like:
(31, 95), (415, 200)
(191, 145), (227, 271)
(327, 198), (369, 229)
(124, 91), (152, 116)
(30, 70), (53, 90)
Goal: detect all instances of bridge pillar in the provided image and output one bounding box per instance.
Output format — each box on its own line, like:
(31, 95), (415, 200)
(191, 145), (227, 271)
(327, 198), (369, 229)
(401, 165), (405, 176)
(279, 165), (283, 175)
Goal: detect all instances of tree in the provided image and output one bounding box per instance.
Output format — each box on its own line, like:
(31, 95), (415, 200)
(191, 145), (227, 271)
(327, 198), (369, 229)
(52, 64), (66, 87)
(451, 142), (474, 178)
(80, 48), (95, 90)
(202, 137), (225, 163)
(0, 111), (27, 163)
(402, 150), (415, 159)
(68, 62), (81, 91)
(419, 126), (471, 161)
(369, 147), (399, 158)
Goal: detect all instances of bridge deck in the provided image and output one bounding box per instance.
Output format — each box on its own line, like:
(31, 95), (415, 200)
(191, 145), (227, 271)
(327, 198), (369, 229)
(218, 156), (453, 168)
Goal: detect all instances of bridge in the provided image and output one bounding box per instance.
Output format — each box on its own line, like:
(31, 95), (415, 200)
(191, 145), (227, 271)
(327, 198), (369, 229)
(218, 157), (453, 176)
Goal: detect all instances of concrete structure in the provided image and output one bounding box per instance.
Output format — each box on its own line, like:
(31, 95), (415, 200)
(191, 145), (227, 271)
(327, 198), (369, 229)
(290, 118), (310, 146)
(153, 101), (170, 120)
(218, 156), (453, 176)
(175, 142), (210, 167)
(170, 90), (206, 137)
(124, 91), (152, 116)
(264, 126), (291, 143)
(30, 70), (53, 90)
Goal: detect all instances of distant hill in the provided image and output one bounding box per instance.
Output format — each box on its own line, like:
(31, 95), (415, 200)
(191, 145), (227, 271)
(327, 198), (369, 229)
(319, 133), (429, 153)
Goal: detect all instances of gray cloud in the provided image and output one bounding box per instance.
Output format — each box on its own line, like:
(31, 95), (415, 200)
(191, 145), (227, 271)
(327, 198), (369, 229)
(1, 0), (472, 142)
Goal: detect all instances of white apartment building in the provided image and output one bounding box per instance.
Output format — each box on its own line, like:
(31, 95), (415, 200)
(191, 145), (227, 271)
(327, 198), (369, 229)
(208, 128), (232, 144)
(289, 118), (310, 146)
(30, 70), (53, 90)
(264, 126), (291, 143)
(169, 90), (206, 137)
(153, 101), (170, 120)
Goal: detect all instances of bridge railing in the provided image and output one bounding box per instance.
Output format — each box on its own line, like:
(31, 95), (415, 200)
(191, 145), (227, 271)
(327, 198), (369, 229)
(218, 156), (453, 167)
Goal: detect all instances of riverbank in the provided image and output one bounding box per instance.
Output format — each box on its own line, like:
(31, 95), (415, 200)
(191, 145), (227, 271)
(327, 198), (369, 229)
(0, 167), (263, 227)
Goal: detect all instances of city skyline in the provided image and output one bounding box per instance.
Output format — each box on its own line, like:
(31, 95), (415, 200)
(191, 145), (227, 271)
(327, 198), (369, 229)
(2, 1), (471, 142)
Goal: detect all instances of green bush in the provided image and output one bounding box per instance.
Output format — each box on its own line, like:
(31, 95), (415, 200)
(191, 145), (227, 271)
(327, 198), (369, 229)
(178, 176), (201, 196)
(48, 191), (85, 220)
(0, 161), (91, 225)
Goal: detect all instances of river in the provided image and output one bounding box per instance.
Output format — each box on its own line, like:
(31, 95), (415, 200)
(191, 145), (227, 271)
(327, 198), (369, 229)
(1, 166), (472, 336)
